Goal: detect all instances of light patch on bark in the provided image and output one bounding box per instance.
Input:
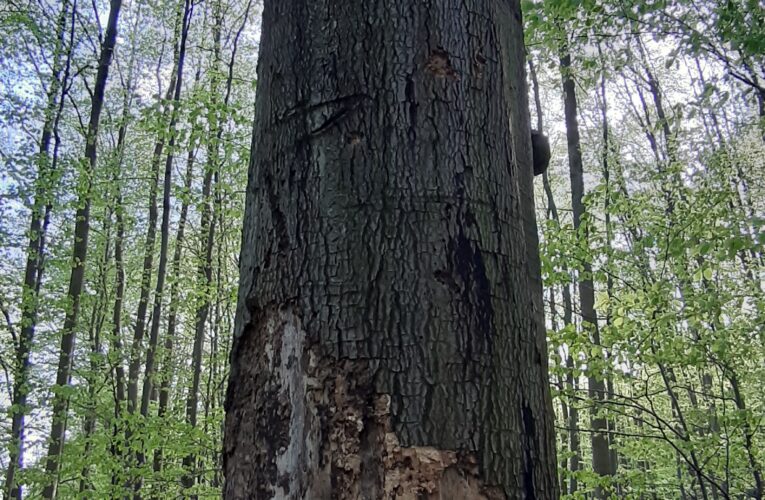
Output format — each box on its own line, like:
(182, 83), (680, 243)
(270, 309), (325, 498)
(255, 307), (506, 499)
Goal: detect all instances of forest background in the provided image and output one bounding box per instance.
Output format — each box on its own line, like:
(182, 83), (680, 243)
(0, 0), (763, 497)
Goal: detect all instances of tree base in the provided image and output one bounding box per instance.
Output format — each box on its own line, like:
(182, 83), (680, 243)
(224, 306), (507, 499)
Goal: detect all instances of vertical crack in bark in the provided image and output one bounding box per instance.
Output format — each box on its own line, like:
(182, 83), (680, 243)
(264, 171), (290, 257)
(522, 404), (538, 500)
(452, 229), (495, 344)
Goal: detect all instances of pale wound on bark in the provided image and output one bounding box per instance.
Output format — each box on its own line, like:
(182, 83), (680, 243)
(225, 306), (507, 500)
(381, 437), (507, 500)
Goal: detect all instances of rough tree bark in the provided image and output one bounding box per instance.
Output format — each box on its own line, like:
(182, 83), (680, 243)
(41, 0), (123, 497)
(224, 1), (558, 498)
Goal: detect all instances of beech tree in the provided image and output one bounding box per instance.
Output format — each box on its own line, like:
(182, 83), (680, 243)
(223, 0), (559, 497)
(40, 0), (123, 496)
(4, 2), (74, 497)
(1, 0), (763, 497)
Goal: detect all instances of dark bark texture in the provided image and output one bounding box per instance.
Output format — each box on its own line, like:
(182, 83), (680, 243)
(224, 1), (558, 498)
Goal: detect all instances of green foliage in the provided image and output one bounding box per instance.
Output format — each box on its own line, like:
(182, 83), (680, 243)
(0, 0), (256, 496)
(0, 0), (762, 497)
(527, 0), (764, 495)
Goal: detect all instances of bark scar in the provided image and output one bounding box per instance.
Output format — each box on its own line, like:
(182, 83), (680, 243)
(226, 306), (507, 499)
(309, 106), (352, 137)
(425, 48), (460, 80)
(278, 93), (373, 140)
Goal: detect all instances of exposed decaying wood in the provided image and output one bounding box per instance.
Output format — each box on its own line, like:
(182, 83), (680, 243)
(224, 1), (558, 497)
(226, 307), (510, 500)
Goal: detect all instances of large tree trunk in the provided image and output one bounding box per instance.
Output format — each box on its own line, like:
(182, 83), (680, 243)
(223, 1), (558, 498)
(41, 0), (123, 497)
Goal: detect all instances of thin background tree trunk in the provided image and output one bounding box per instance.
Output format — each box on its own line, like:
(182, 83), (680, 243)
(181, 1), (252, 487)
(559, 47), (616, 496)
(126, 6), (182, 416)
(4, 2), (74, 497)
(133, 1), (194, 494)
(79, 212), (113, 494)
(41, 0), (123, 496)
(104, 6), (143, 481)
(528, 56), (581, 496)
(153, 77), (199, 473)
